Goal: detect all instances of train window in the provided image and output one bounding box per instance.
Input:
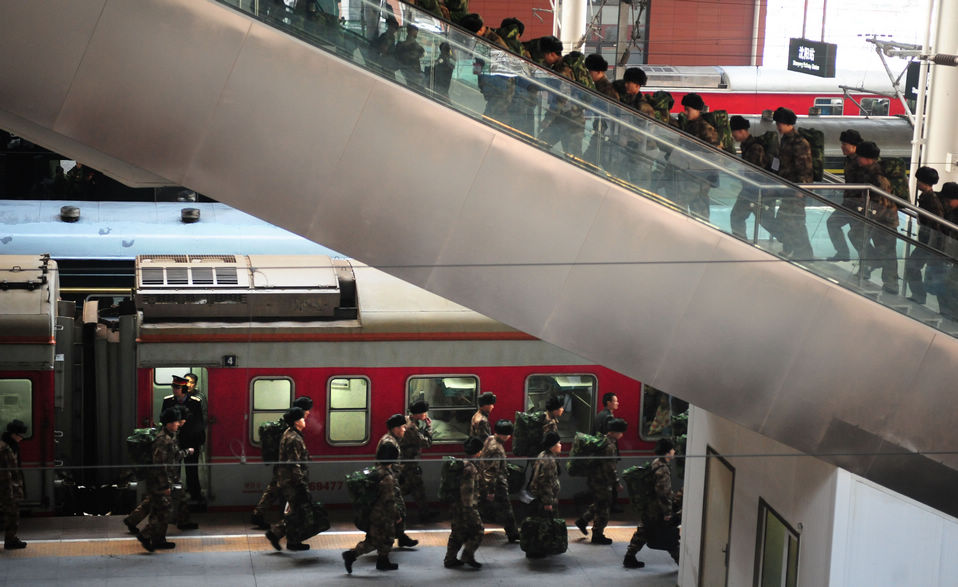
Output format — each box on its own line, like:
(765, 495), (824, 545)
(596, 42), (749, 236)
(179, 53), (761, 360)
(250, 377), (293, 445)
(407, 375), (478, 443)
(0, 379), (32, 440)
(327, 377), (370, 445)
(756, 499), (800, 587)
(524, 374), (596, 440)
(639, 386), (688, 441)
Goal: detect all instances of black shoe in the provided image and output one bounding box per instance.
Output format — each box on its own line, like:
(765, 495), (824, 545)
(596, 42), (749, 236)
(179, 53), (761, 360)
(136, 533), (155, 553)
(343, 550), (357, 574)
(464, 557), (482, 568)
(575, 518), (588, 536)
(4, 538), (27, 550)
(376, 555), (399, 571)
(506, 531), (520, 543)
(397, 533), (418, 547)
(176, 522), (199, 531)
(624, 553), (645, 568)
(287, 542), (310, 551)
(154, 541), (176, 550)
(444, 558), (465, 568)
(123, 518), (139, 534)
(591, 534), (613, 545)
(250, 513), (269, 530)
(265, 530), (282, 551)
(827, 254), (850, 262)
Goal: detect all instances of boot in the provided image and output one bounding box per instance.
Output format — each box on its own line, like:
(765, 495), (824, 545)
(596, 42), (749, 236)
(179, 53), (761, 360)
(123, 517), (138, 534)
(591, 533), (612, 545)
(623, 553), (645, 569)
(342, 550), (358, 574)
(286, 542), (310, 551)
(154, 540), (176, 550)
(463, 556), (482, 569)
(265, 530), (282, 551)
(506, 529), (520, 543)
(250, 512), (269, 530)
(444, 557), (465, 568)
(376, 554), (399, 571)
(575, 518), (588, 536)
(397, 532), (418, 547)
(4, 537), (27, 550)
(136, 533), (155, 553)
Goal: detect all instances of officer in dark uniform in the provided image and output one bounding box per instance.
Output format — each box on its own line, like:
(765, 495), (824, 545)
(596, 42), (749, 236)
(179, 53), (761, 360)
(161, 375), (205, 503)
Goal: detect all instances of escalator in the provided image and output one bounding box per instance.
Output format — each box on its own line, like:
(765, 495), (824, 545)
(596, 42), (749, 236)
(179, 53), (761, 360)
(2, 0), (958, 515)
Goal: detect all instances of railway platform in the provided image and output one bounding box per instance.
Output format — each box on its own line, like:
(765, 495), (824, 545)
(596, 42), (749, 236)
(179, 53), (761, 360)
(0, 510), (679, 586)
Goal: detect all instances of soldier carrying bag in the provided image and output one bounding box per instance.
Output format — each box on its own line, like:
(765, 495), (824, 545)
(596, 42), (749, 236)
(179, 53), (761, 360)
(621, 462), (656, 515)
(126, 426), (160, 479)
(286, 501), (331, 543)
(519, 515), (568, 556)
(438, 456), (464, 503)
(513, 410), (547, 457)
(345, 467), (383, 532)
(259, 419), (288, 463)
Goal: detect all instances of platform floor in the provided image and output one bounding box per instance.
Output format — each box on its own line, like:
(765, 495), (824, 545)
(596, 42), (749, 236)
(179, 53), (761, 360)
(0, 511), (679, 586)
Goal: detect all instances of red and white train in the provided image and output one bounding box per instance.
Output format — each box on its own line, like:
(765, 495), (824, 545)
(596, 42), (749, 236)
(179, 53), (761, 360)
(1, 253), (675, 511)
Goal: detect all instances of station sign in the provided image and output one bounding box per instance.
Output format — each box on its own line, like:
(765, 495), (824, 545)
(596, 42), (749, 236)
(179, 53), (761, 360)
(787, 38), (837, 78)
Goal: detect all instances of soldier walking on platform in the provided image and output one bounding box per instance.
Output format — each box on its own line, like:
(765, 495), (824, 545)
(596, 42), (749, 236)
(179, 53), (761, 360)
(265, 407), (312, 551)
(478, 419), (520, 542)
(1, 419), (28, 550)
(251, 396), (313, 529)
(470, 392), (496, 439)
(378, 414), (419, 547)
(343, 442), (402, 573)
(401, 400), (437, 522)
(138, 408), (194, 552)
(576, 418), (626, 545)
(529, 431), (562, 517)
(624, 438), (680, 568)
(444, 436), (485, 568)
(161, 374), (206, 504)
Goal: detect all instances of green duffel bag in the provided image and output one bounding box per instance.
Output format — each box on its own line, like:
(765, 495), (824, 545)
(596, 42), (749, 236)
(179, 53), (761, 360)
(346, 468), (383, 532)
(286, 501), (331, 543)
(513, 411), (546, 457)
(126, 426), (159, 479)
(519, 515), (568, 556)
(566, 432), (607, 477)
(621, 463), (655, 515)
(438, 456), (464, 503)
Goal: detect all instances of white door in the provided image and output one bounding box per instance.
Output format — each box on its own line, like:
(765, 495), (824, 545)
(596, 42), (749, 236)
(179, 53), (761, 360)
(699, 447), (734, 587)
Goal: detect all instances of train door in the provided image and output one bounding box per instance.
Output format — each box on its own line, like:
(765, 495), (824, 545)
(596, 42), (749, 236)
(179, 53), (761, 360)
(699, 447), (735, 587)
(151, 366), (209, 501)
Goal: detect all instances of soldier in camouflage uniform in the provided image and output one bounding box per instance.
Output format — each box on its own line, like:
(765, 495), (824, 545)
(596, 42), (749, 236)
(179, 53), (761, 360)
(827, 129), (865, 262)
(529, 431), (561, 516)
(624, 438), (679, 568)
(845, 141), (900, 293)
(772, 107), (815, 260)
(378, 413), (418, 547)
(1, 420), (27, 550)
(251, 396), (313, 529)
(343, 442), (402, 573)
(729, 115), (777, 240)
(674, 93), (720, 221)
(539, 51), (595, 157)
(575, 418), (625, 545)
(137, 408), (193, 552)
(401, 400), (436, 522)
(543, 395), (563, 437)
(582, 54), (620, 167)
(444, 436), (485, 568)
(905, 166), (944, 303)
(265, 407), (311, 551)
(478, 419), (520, 542)
(470, 392), (496, 439)
(496, 17), (528, 57)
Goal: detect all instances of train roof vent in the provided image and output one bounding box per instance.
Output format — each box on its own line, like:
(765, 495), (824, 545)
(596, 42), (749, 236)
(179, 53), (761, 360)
(135, 254), (358, 322)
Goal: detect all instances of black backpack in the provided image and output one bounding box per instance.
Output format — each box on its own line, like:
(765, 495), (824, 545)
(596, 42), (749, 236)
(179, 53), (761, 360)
(438, 456), (465, 503)
(513, 411), (547, 457)
(259, 419), (287, 462)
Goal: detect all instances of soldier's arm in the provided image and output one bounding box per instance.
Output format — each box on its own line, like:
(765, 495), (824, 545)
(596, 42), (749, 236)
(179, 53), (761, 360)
(0, 447), (13, 498)
(460, 464), (475, 508)
(654, 464), (673, 517)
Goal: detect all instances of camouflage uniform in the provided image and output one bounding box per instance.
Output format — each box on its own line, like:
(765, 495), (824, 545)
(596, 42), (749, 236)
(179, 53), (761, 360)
(579, 437), (617, 536)
(847, 161), (899, 291)
(477, 435), (519, 539)
(269, 427), (310, 542)
(470, 409), (491, 439)
(543, 413), (559, 438)
(730, 134), (776, 239)
(125, 427), (191, 529)
(395, 34), (425, 89)
(528, 449), (559, 515)
(828, 154), (870, 261)
(626, 457), (679, 563)
(399, 416), (432, 513)
(349, 464), (399, 556)
(143, 427), (187, 545)
(775, 129), (815, 259)
(540, 53), (595, 157)
(0, 434), (25, 543)
(377, 433), (408, 536)
(675, 115), (720, 220)
(444, 459), (483, 564)
(905, 186), (946, 302)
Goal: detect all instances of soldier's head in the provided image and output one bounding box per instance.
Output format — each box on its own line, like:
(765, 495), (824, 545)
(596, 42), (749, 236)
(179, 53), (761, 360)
(606, 417), (627, 440)
(284, 407), (306, 431)
(463, 436), (484, 458)
(499, 17), (524, 37)
(681, 93), (705, 120)
(601, 392), (618, 411)
(655, 437), (676, 461)
(545, 395), (564, 418)
(915, 166), (939, 192)
(478, 392), (497, 414)
(542, 431), (561, 455)
(539, 36), (564, 66)
(183, 373), (198, 393)
(408, 399), (429, 421)
(940, 182), (958, 210)
(772, 107), (797, 134)
(387, 413), (406, 438)
(405, 24), (419, 39)
(160, 407), (182, 432)
(730, 115), (750, 143)
(839, 129), (862, 157)
(171, 375), (188, 398)
(377, 441), (400, 462)
(856, 141), (880, 166)
(493, 419), (514, 441)
(622, 67), (646, 96)
(585, 54), (608, 83)
(292, 396), (314, 419)
(5, 419), (27, 441)
(460, 14), (486, 36)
